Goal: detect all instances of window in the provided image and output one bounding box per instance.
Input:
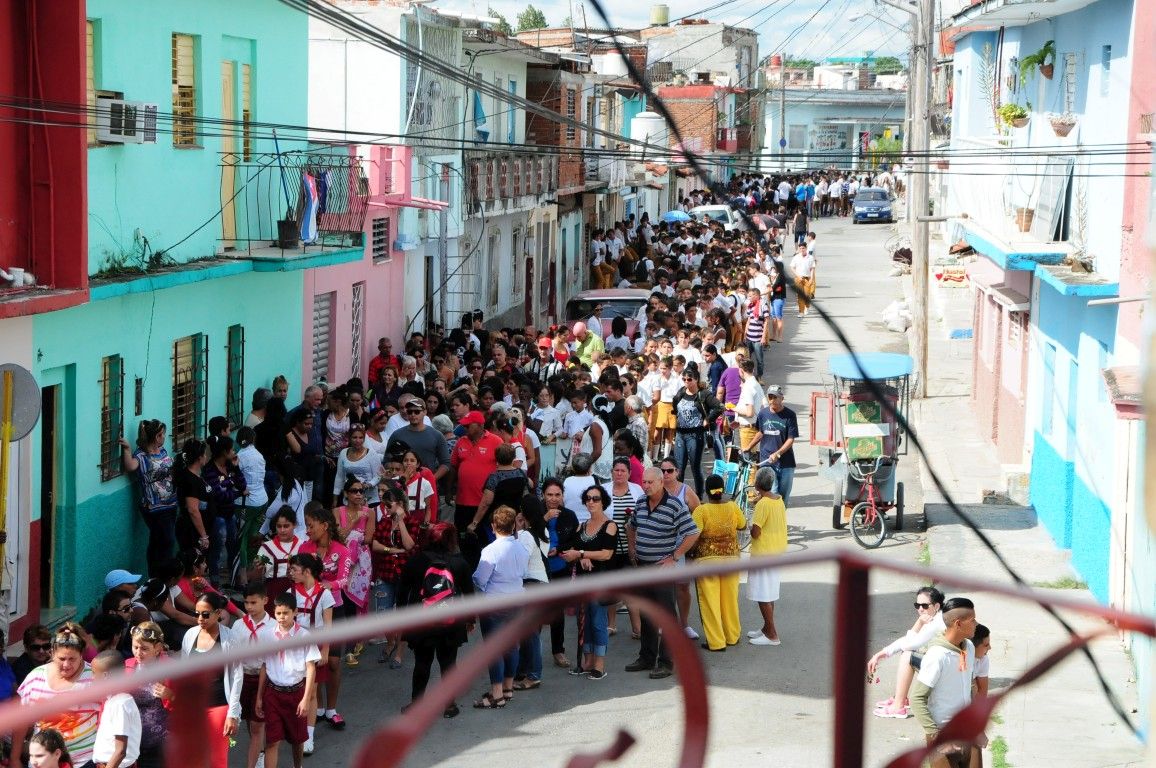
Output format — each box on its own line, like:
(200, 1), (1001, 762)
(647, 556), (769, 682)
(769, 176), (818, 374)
(487, 231), (501, 308)
(511, 229), (523, 299)
(351, 282), (365, 378)
(225, 325), (245, 429)
(171, 33), (197, 147)
(172, 334), (208, 447)
(371, 217), (391, 263)
(788, 124), (806, 149)
(99, 354), (124, 481)
(86, 21), (97, 146)
(586, 96), (595, 148)
(311, 293), (335, 384)
(508, 79), (517, 144)
(493, 75), (503, 147)
(1041, 342), (1056, 437)
(1100, 45), (1111, 97)
(241, 63), (253, 160)
(565, 88), (576, 140)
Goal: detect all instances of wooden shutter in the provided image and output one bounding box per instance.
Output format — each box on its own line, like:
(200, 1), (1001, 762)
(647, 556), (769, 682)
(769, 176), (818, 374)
(86, 21), (96, 145)
(171, 34), (197, 146)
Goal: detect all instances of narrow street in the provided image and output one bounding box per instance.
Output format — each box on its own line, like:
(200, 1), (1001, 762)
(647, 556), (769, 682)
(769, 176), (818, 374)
(244, 216), (938, 768)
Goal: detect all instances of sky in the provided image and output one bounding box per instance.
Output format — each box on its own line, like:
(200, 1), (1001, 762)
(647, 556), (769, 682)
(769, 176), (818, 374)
(442, 0), (911, 62)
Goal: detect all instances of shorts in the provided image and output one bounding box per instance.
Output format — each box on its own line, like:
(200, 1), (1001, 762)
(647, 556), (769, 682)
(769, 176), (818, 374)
(263, 683), (309, 745)
(770, 298), (784, 319)
(737, 425), (760, 450)
(373, 580), (398, 612)
(240, 672), (264, 722)
(654, 401), (676, 430)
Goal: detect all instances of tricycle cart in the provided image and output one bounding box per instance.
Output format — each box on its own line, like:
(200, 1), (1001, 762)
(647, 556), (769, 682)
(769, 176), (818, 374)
(811, 353), (913, 548)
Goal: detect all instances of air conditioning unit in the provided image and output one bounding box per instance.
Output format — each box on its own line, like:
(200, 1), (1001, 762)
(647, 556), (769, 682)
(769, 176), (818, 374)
(393, 234), (420, 251)
(96, 97), (158, 144)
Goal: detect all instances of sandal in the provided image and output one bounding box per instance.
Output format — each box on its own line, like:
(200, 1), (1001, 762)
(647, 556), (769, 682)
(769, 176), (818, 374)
(502, 688), (514, 702)
(443, 703), (461, 719)
(553, 653), (571, 668)
(472, 693), (507, 709)
(512, 678), (541, 691)
(607, 627), (617, 636)
(329, 712), (347, 730)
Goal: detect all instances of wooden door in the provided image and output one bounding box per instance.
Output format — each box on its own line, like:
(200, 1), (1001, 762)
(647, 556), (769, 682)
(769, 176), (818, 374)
(220, 61), (237, 242)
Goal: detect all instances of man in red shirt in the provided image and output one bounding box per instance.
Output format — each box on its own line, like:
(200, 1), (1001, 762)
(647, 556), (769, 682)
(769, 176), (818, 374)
(367, 337), (401, 388)
(450, 410), (502, 566)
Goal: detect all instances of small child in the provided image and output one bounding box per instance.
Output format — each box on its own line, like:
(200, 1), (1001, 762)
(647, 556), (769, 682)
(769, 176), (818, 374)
(288, 553), (334, 756)
(530, 386), (562, 443)
(91, 650), (141, 768)
(256, 592), (321, 768)
(239, 582), (276, 768)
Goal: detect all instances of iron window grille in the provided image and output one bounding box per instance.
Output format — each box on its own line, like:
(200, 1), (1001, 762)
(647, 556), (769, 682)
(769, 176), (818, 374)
(172, 334), (208, 447)
(99, 354), (125, 481)
(226, 325), (245, 429)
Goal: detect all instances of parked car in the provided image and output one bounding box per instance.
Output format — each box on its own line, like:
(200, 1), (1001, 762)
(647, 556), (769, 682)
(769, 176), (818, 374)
(690, 205), (746, 231)
(564, 288), (651, 338)
(851, 187), (895, 224)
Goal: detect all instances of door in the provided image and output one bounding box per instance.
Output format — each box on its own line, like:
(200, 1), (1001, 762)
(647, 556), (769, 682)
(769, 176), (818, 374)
(220, 61), (238, 242)
(524, 254), (534, 326)
(39, 386), (58, 610)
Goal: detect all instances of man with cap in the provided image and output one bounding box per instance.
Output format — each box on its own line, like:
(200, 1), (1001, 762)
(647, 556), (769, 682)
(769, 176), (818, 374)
(105, 569), (143, 597)
(450, 411), (503, 567)
(571, 322), (604, 368)
(748, 385), (799, 507)
(382, 393), (433, 444)
(523, 336), (564, 382)
(385, 396), (450, 485)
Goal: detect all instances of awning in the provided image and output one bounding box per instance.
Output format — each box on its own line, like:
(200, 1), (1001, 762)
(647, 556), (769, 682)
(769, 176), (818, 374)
(970, 270), (1031, 311)
(473, 91), (490, 142)
(1101, 366), (1144, 419)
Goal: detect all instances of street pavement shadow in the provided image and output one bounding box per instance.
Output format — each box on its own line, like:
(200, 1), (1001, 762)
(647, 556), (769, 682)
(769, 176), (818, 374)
(925, 503), (1037, 531)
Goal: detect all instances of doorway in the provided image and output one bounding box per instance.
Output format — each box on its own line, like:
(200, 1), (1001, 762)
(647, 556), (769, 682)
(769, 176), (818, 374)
(39, 386), (58, 610)
(220, 61), (238, 243)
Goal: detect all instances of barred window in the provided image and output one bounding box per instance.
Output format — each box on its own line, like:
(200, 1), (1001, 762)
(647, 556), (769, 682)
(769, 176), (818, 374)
(226, 325), (245, 429)
(371, 217), (391, 263)
(100, 354), (124, 481)
(241, 63), (253, 160)
(171, 33), (198, 147)
(172, 334), (208, 447)
(565, 89), (576, 140)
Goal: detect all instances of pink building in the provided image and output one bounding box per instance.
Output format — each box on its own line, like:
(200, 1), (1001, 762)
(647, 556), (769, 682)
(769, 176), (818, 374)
(301, 144), (447, 388)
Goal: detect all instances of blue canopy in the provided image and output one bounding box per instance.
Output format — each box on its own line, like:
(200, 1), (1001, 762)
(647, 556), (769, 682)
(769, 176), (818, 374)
(828, 353), (914, 381)
(473, 91), (490, 141)
(662, 210), (691, 223)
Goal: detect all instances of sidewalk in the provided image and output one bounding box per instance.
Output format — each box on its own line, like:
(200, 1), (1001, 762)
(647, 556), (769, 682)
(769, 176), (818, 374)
(904, 229), (1148, 766)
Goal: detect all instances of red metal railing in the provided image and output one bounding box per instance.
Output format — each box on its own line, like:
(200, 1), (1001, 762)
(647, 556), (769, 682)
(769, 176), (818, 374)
(2, 551), (1150, 767)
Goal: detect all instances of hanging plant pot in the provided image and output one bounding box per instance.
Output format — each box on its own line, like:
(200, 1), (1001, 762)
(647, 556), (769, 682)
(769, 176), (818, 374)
(1040, 63), (1054, 79)
(1050, 119), (1075, 137)
(1011, 117), (1030, 128)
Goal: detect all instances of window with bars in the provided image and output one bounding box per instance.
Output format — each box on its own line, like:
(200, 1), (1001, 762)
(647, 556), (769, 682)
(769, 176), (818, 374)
(172, 334), (208, 447)
(511, 229), (523, 299)
(100, 354), (124, 481)
(226, 325), (245, 428)
(565, 89), (576, 141)
(487, 231), (501, 308)
(171, 33), (198, 147)
(351, 282), (365, 378)
(371, 217), (391, 263)
(86, 21), (98, 146)
(241, 63), (253, 160)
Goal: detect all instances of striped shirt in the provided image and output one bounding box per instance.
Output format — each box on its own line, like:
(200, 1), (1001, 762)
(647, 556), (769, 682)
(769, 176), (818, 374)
(18, 664), (100, 765)
(628, 491), (699, 563)
(746, 297), (769, 343)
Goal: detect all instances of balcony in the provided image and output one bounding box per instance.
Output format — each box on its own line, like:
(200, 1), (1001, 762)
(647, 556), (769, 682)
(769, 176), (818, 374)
(716, 127), (739, 153)
(465, 151), (558, 212)
(218, 143), (370, 253)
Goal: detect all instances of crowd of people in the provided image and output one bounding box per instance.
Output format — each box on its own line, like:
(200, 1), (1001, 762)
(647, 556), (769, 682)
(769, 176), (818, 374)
(3, 170), (993, 768)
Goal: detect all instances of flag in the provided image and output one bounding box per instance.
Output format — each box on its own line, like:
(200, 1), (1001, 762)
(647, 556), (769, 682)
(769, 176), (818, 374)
(300, 172), (319, 244)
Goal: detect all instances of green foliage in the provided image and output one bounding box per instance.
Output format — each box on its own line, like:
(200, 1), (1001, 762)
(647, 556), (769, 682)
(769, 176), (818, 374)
(487, 6), (513, 36)
(784, 57), (818, 72)
(1018, 40), (1055, 86)
(991, 735), (1011, 768)
(562, 15), (573, 27)
(997, 102), (1029, 126)
(1031, 575), (1087, 589)
(916, 541), (931, 566)
(872, 55), (904, 74)
(516, 5), (548, 32)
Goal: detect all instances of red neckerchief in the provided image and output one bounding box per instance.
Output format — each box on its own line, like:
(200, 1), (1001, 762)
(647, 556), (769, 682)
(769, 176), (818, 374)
(294, 582), (323, 611)
(242, 613), (268, 641)
(274, 622), (299, 663)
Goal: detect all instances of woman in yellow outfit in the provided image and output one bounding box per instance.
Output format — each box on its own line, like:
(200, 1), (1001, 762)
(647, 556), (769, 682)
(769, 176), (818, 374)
(747, 467), (788, 646)
(689, 474), (746, 652)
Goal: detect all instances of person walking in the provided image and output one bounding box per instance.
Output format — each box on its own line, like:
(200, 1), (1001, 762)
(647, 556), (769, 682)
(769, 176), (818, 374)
(472, 506), (529, 709)
(789, 244), (815, 317)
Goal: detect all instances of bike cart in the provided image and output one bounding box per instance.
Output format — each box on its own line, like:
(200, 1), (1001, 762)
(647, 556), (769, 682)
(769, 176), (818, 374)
(811, 353), (912, 548)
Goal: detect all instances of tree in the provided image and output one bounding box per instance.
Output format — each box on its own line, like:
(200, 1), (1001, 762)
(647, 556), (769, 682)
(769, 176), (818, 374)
(562, 15), (573, 27)
(487, 6), (513, 36)
(872, 56), (904, 74)
(784, 57), (818, 71)
(516, 5), (548, 32)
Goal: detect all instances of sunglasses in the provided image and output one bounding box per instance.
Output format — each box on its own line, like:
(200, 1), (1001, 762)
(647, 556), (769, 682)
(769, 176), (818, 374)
(582, 496), (603, 504)
(130, 626), (164, 642)
(28, 643), (51, 652)
(116, 605), (132, 613)
(347, 487), (366, 494)
(469, 365), (483, 370)
(914, 603), (932, 610)
(195, 610), (217, 619)
(53, 633), (84, 649)
(661, 467), (677, 474)
(405, 408), (424, 414)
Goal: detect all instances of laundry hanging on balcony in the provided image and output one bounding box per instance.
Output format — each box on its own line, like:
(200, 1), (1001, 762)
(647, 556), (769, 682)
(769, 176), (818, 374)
(473, 91), (490, 142)
(300, 171), (320, 243)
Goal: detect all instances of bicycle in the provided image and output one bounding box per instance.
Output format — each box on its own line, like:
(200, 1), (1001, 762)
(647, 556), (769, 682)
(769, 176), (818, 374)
(732, 451), (777, 551)
(846, 456), (895, 549)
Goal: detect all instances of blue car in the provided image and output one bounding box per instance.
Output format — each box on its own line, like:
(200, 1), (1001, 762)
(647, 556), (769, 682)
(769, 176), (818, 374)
(852, 187), (894, 224)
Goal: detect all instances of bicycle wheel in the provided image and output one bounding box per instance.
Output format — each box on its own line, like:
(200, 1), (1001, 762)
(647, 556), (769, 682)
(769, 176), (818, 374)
(850, 501), (887, 549)
(736, 469), (755, 550)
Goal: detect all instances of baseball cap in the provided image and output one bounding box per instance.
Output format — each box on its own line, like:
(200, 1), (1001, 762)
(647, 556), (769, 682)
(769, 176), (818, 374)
(105, 569), (142, 590)
(459, 411), (486, 427)
(765, 384), (785, 398)
(537, 337), (552, 349)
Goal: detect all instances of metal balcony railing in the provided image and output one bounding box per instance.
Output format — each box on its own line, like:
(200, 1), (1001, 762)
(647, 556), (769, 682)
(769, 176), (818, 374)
(219, 145), (370, 250)
(465, 152), (558, 209)
(2, 550), (1150, 768)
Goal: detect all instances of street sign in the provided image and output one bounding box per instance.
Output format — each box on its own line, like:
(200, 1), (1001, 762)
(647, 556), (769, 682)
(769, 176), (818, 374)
(0, 364), (40, 440)
(779, 138), (787, 148)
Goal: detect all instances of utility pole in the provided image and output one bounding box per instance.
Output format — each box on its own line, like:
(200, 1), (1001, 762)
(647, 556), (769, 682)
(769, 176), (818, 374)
(777, 54), (786, 171)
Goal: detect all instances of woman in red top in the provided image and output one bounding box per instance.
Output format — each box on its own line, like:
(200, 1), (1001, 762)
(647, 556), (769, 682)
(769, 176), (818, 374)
(299, 503), (353, 730)
(370, 483), (424, 667)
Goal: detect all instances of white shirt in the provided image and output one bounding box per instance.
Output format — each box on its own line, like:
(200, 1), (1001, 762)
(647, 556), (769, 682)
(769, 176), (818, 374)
(735, 376), (766, 426)
(237, 445), (268, 507)
(607, 237), (624, 261)
(517, 529), (549, 583)
(264, 623), (323, 687)
(564, 475), (598, 523)
(238, 612), (277, 674)
(790, 252), (816, 280)
(93, 693), (141, 766)
(749, 272), (771, 296)
(293, 583), (336, 630)
(591, 239), (606, 266)
(916, 638), (977, 728)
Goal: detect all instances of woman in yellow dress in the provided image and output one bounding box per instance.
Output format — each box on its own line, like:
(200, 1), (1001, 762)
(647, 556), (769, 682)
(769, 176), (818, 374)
(689, 474), (746, 652)
(747, 467), (788, 646)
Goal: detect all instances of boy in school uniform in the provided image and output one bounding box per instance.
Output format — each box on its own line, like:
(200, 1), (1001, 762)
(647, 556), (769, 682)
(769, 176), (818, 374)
(92, 650), (141, 768)
(240, 582), (276, 768)
(288, 553), (334, 757)
(256, 592), (321, 768)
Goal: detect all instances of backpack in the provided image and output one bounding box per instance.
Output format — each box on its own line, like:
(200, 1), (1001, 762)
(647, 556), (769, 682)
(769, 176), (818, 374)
(633, 257), (651, 283)
(419, 558), (460, 623)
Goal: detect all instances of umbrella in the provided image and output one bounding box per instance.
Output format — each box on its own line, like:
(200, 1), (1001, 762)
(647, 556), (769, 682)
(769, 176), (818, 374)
(662, 210), (691, 223)
(754, 214), (782, 229)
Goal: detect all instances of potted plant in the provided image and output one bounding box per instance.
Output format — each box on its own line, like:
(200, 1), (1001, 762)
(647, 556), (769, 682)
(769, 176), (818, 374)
(1047, 111), (1077, 137)
(1018, 40), (1056, 85)
(998, 102), (1031, 129)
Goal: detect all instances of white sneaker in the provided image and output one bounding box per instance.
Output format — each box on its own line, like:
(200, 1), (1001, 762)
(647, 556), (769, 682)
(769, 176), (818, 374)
(684, 626), (699, 640)
(303, 739), (314, 756)
(749, 634), (781, 646)
(746, 630), (763, 639)
(255, 754), (266, 768)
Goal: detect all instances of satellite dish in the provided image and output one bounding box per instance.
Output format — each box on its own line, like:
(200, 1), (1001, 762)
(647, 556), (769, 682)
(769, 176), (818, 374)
(0, 364), (41, 441)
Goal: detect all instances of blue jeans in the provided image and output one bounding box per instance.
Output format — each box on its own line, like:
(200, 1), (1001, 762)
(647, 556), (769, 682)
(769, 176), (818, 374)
(773, 466), (796, 507)
(207, 511), (238, 585)
(711, 422), (728, 460)
(373, 581), (398, 612)
(479, 610), (520, 684)
(580, 601), (609, 658)
(517, 629), (543, 681)
(747, 339), (767, 378)
(673, 430), (706, 498)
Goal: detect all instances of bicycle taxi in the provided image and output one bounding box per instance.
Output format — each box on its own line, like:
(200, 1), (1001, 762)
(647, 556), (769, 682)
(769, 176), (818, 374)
(811, 353), (912, 548)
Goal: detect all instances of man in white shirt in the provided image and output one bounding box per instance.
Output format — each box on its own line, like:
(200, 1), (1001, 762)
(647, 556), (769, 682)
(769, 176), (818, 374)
(733, 359), (766, 451)
(92, 651), (142, 768)
(789, 245), (816, 317)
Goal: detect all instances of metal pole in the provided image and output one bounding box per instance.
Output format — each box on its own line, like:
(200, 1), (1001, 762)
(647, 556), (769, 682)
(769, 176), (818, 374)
(832, 560), (870, 768)
(910, 0), (933, 398)
(779, 56), (786, 172)
(0, 370), (13, 590)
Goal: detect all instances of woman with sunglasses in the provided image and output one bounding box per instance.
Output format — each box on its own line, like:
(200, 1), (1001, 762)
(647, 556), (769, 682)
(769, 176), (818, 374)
(180, 594), (243, 768)
(601, 457), (644, 639)
(670, 362), (723, 499)
(125, 622), (173, 768)
(558, 486), (618, 679)
(867, 586), (947, 719)
(14, 623), (99, 768)
(334, 477), (374, 630)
